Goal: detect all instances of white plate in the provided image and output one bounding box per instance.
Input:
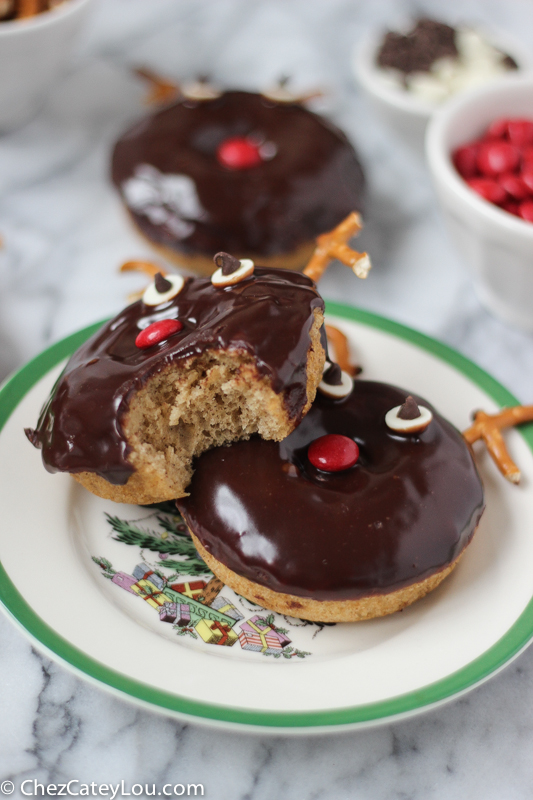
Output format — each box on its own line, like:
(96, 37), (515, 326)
(1, 302), (533, 733)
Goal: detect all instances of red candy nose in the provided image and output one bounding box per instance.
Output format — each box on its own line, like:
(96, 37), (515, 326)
(216, 136), (263, 170)
(308, 434), (359, 472)
(135, 318), (183, 349)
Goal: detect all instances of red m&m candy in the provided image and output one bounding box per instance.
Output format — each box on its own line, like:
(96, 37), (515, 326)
(498, 172), (529, 201)
(466, 178), (506, 205)
(453, 144), (479, 179)
(507, 119), (533, 148)
(518, 200), (533, 222)
(308, 434), (359, 472)
(502, 201), (520, 217)
(486, 117), (510, 139)
(135, 318), (183, 349)
(477, 141), (520, 177)
(521, 168), (533, 194)
(521, 146), (533, 167)
(216, 136), (263, 170)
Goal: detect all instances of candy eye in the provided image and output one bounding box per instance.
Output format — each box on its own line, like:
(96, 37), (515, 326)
(211, 252), (255, 287)
(318, 362), (354, 399)
(385, 395), (433, 434)
(143, 273), (184, 306)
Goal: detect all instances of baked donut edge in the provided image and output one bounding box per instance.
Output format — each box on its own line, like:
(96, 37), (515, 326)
(190, 532), (473, 623)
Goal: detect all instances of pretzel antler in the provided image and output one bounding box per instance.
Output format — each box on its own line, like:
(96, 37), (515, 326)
(325, 324), (360, 376)
(303, 212), (371, 283)
(134, 67), (180, 105)
(120, 260), (168, 279)
(463, 406), (533, 484)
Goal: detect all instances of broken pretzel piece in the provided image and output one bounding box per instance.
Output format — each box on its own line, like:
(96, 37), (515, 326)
(303, 212), (371, 283)
(196, 577), (224, 607)
(463, 405), (533, 484)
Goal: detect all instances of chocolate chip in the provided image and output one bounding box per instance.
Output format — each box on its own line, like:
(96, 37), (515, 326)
(213, 252), (241, 275)
(323, 363), (343, 386)
(154, 272), (173, 294)
(398, 395), (421, 420)
(377, 18), (458, 75)
(502, 53), (518, 70)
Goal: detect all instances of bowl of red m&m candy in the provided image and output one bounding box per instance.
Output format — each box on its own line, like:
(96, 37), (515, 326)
(453, 118), (533, 222)
(426, 74), (533, 331)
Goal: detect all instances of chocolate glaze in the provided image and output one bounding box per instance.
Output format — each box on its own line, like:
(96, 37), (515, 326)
(178, 382), (484, 600)
(26, 268), (324, 485)
(111, 91), (365, 258)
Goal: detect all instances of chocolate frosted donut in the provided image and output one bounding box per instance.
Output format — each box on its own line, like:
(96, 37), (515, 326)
(178, 381), (485, 622)
(26, 267), (325, 504)
(111, 91), (365, 275)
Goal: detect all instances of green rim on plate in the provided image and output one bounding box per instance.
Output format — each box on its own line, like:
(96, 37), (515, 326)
(1, 302), (533, 729)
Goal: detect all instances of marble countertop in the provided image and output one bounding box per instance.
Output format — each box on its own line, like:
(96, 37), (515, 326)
(2, 0), (533, 796)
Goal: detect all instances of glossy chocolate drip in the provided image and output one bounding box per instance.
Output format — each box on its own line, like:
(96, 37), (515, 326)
(27, 268), (324, 484)
(178, 382), (484, 600)
(111, 91), (365, 258)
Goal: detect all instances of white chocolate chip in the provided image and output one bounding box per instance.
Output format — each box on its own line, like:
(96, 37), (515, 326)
(211, 259), (255, 287)
(318, 365), (354, 399)
(181, 81), (222, 100)
(142, 274), (185, 306)
(262, 86), (299, 103)
(385, 404), (433, 434)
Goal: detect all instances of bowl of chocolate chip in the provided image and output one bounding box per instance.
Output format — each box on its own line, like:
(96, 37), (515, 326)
(353, 18), (530, 151)
(0, 0), (94, 133)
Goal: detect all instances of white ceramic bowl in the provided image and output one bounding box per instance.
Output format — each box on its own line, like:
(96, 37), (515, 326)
(353, 27), (532, 153)
(0, 0), (94, 133)
(426, 73), (533, 332)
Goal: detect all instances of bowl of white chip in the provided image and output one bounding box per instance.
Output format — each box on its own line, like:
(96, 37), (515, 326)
(353, 18), (532, 152)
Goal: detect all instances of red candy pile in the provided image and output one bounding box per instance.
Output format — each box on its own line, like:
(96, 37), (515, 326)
(452, 118), (533, 222)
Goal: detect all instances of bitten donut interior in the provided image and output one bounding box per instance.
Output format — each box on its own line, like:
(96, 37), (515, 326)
(177, 381), (485, 622)
(26, 267), (325, 504)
